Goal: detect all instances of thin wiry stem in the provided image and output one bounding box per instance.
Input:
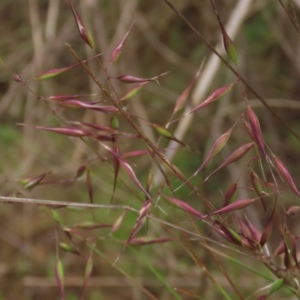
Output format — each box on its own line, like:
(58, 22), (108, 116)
(0, 195), (137, 211)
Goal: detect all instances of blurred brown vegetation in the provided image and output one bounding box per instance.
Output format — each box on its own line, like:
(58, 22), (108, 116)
(1, 0), (300, 299)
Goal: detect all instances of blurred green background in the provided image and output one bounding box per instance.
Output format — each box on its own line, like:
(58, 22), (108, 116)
(1, 0), (300, 299)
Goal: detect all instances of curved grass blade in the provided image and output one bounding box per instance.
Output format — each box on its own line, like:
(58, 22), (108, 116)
(124, 200), (152, 249)
(122, 150), (149, 159)
(220, 23), (238, 64)
(234, 215), (252, 242)
(247, 106), (267, 158)
(110, 22), (134, 64)
(18, 171), (50, 191)
(245, 216), (261, 245)
(71, 222), (111, 230)
(152, 124), (187, 147)
(243, 120), (257, 143)
(72, 165), (86, 183)
(250, 171), (263, 196)
(102, 144), (151, 199)
(260, 205), (275, 247)
(204, 142), (254, 182)
(119, 159), (151, 199)
(208, 198), (256, 216)
(36, 65), (77, 80)
(116, 71), (169, 83)
(165, 196), (203, 218)
(223, 182), (237, 207)
(273, 154), (300, 198)
(173, 129), (233, 192)
(81, 122), (117, 133)
(59, 243), (80, 255)
(121, 82), (148, 100)
(181, 81), (236, 119)
(214, 222), (244, 246)
(195, 128), (232, 176)
(173, 66), (201, 114)
(111, 209), (128, 234)
(59, 100), (120, 114)
(209, 0), (237, 63)
(268, 278), (284, 297)
(48, 93), (97, 101)
(35, 126), (93, 137)
(37, 53), (103, 81)
(129, 236), (172, 246)
(67, 0), (94, 49)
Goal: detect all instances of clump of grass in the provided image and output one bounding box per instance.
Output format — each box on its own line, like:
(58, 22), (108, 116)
(1, 1), (300, 299)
